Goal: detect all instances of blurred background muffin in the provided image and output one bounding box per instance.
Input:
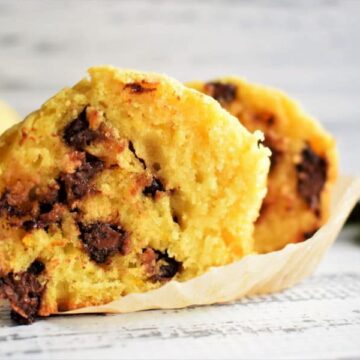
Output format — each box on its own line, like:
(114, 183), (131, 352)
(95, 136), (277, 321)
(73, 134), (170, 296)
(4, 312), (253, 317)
(0, 100), (20, 134)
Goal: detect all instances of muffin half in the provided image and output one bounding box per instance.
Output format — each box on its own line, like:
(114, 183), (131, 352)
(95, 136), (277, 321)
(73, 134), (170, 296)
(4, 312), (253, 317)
(0, 67), (269, 323)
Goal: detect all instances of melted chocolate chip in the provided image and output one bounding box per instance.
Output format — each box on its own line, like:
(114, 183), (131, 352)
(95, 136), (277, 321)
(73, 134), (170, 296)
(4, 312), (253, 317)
(143, 178), (165, 198)
(255, 201), (269, 224)
(296, 145), (327, 212)
(56, 178), (68, 204)
(35, 184), (59, 206)
(10, 310), (33, 325)
(28, 260), (45, 276)
(128, 141), (146, 169)
(263, 139), (282, 171)
(152, 250), (181, 282)
(204, 82), (237, 104)
(78, 222), (128, 263)
(0, 182), (66, 232)
(0, 191), (26, 217)
(22, 220), (39, 231)
(124, 82), (157, 94)
(260, 132), (283, 171)
(59, 153), (104, 203)
(141, 248), (181, 282)
(63, 108), (99, 150)
(22, 204), (64, 232)
(303, 228), (319, 240)
(39, 202), (53, 214)
(2, 151), (103, 232)
(269, 147), (281, 169)
(19, 183), (65, 231)
(253, 112), (276, 127)
(0, 267), (44, 325)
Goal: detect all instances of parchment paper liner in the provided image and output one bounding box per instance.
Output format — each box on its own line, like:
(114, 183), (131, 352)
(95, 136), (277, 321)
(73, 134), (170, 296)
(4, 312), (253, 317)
(59, 176), (360, 315)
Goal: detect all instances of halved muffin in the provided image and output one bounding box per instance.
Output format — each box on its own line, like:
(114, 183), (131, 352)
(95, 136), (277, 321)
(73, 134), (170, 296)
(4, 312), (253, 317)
(0, 67), (269, 323)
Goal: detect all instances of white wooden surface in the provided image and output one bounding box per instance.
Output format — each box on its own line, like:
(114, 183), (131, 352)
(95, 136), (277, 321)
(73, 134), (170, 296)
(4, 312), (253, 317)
(0, 1), (360, 359)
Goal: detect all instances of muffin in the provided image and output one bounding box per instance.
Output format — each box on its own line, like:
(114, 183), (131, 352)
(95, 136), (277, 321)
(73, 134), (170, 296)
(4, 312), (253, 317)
(188, 78), (338, 253)
(0, 66), (270, 324)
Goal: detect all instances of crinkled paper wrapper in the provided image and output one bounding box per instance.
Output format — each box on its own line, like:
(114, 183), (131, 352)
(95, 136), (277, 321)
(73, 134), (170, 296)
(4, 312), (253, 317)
(62, 176), (360, 315)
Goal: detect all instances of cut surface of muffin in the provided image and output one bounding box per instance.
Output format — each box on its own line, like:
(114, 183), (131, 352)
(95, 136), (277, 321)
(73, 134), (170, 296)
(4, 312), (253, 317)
(188, 78), (338, 253)
(0, 67), (270, 323)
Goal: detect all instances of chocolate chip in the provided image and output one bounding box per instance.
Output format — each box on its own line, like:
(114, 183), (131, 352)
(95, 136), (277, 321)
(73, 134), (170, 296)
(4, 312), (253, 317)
(39, 204), (64, 225)
(153, 162), (161, 171)
(128, 141), (146, 169)
(303, 228), (319, 240)
(141, 248), (181, 282)
(124, 82), (157, 94)
(59, 152), (104, 203)
(143, 178), (165, 198)
(39, 202), (53, 214)
(56, 178), (68, 204)
(152, 250), (181, 281)
(262, 138), (282, 171)
(156, 259), (180, 279)
(85, 152), (105, 173)
(1, 152), (102, 233)
(1, 181), (66, 232)
(22, 220), (39, 231)
(22, 205), (64, 232)
(10, 310), (33, 325)
(296, 145), (327, 212)
(0, 270), (44, 325)
(268, 146), (281, 170)
(255, 201), (269, 224)
(0, 152), (103, 234)
(35, 183), (60, 207)
(63, 108), (99, 150)
(78, 222), (128, 263)
(204, 82), (237, 104)
(28, 260), (45, 276)
(253, 112), (276, 127)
